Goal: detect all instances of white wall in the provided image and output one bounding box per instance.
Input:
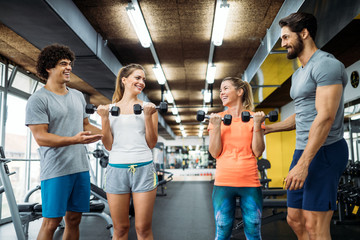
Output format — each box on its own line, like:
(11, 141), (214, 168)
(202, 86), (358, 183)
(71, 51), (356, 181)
(158, 135), (209, 147)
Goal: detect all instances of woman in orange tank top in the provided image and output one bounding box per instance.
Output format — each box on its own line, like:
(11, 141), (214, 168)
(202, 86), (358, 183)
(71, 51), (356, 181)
(208, 77), (266, 240)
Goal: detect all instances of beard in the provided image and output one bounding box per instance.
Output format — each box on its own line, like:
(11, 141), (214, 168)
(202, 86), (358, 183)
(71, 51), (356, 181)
(286, 33), (304, 59)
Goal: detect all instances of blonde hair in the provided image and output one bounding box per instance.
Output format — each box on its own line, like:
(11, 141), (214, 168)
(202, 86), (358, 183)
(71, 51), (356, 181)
(221, 77), (254, 110)
(112, 64), (145, 103)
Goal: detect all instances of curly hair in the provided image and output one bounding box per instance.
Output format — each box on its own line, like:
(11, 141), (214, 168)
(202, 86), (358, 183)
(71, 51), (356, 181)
(36, 44), (75, 80)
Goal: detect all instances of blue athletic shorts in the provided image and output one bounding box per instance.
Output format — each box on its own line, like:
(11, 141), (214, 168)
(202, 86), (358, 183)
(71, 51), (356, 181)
(287, 138), (348, 211)
(41, 171), (90, 218)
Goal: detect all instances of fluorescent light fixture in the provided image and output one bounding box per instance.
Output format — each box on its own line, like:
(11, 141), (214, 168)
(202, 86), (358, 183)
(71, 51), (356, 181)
(171, 106), (178, 115)
(152, 65), (166, 85)
(126, 1), (151, 48)
(212, 0), (230, 46)
(175, 115), (181, 123)
(351, 114), (360, 120)
(181, 130), (187, 137)
(203, 106), (208, 114)
(206, 64), (216, 84)
(166, 91), (174, 104)
(204, 90), (211, 103)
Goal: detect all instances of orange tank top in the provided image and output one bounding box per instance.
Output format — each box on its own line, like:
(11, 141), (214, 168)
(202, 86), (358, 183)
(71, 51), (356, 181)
(208, 111), (262, 187)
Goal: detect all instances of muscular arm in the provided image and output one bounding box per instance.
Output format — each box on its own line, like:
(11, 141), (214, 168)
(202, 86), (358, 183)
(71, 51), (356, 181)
(29, 124), (102, 147)
(286, 84), (343, 190)
(264, 113), (296, 134)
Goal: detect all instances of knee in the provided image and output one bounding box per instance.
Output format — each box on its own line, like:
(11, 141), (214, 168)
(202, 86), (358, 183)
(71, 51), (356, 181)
(42, 218), (62, 232)
(243, 217), (261, 238)
(287, 213), (304, 230)
(135, 223), (152, 238)
(113, 223), (130, 237)
(304, 221), (317, 237)
(64, 214), (82, 228)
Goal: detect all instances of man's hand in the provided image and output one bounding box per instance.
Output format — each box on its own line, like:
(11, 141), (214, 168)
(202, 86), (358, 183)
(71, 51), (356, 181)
(285, 163), (309, 190)
(74, 131), (103, 144)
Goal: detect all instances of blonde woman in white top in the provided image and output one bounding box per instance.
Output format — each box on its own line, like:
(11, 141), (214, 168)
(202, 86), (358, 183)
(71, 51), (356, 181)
(97, 64), (158, 240)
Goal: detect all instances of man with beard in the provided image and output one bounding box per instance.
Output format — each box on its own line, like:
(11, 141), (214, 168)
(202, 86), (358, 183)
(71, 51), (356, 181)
(264, 13), (348, 240)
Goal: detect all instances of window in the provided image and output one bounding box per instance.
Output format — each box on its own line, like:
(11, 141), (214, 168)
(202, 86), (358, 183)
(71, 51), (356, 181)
(11, 71), (37, 94)
(2, 94), (28, 218)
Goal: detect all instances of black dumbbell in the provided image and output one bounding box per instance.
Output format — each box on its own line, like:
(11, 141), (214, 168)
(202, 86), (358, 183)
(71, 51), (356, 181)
(241, 111), (278, 122)
(99, 155), (109, 168)
(133, 102), (168, 115)
(85, 104), (120, 116)
(196, 110), (232, 125)
(92, 149), (105, 158)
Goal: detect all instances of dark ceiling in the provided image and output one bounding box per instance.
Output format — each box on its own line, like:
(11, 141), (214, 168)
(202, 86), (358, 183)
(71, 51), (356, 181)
(72, 0), (285, 137)
(0, 0), (359, 139)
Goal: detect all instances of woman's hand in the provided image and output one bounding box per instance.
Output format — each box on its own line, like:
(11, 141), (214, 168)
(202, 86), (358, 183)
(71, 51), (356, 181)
(143, 103), (157, 116)
(97, 105), (110, 118)
(209, 113), (222, 127)
(252, 111), (266, 125)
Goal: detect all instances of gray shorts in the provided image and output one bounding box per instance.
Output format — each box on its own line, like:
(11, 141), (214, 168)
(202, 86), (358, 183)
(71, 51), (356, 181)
(104, 162), (158, 194)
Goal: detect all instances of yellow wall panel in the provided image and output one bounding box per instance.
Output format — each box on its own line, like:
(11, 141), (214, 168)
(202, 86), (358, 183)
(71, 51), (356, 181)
(255, 108), (297, 188)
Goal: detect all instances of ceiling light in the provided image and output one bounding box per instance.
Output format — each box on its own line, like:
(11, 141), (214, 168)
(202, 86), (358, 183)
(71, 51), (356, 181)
(166, 90), (174, 104)
(204, 90), (211, 103)
(171, 106), (178, 115)
(206, 64), (216, 84)
(181, 130), (187, 137)
(175, 115), (181, 123)
(126, 1), (151, 48)
(152, 65), (166, 85)
(212, 0), (230, 46)
(202, 106), (208, 114)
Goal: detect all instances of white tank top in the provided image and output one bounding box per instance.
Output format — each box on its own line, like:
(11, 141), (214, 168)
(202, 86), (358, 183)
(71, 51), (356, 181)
(108, 102), (153, 164)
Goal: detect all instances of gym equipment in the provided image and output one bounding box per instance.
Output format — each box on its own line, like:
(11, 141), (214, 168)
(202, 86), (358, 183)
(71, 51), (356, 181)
(133, 102), (168, 115)
(85, 103), (120, 116)
(90, 149), (109, 168)
(333, 161), (360, 225)
(258, 159), (272, 188)
(196, 110), (232, 125)
(0, 146), (35, 240)
(241, 111), (278, 122)
(0, 146), (114, 238)
(156, 170), (174, 196)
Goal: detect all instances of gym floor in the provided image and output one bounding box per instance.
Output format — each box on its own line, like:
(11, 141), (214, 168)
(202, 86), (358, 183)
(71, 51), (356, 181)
(0, 181), (359, 239)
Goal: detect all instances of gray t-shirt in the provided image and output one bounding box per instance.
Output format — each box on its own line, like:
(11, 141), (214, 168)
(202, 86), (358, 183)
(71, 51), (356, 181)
(25, 87), (89, 180)
(290, 50), (348, 149)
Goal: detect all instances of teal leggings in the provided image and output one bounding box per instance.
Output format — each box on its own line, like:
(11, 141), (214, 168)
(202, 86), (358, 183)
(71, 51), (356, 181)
(212, 186), (263, 240)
